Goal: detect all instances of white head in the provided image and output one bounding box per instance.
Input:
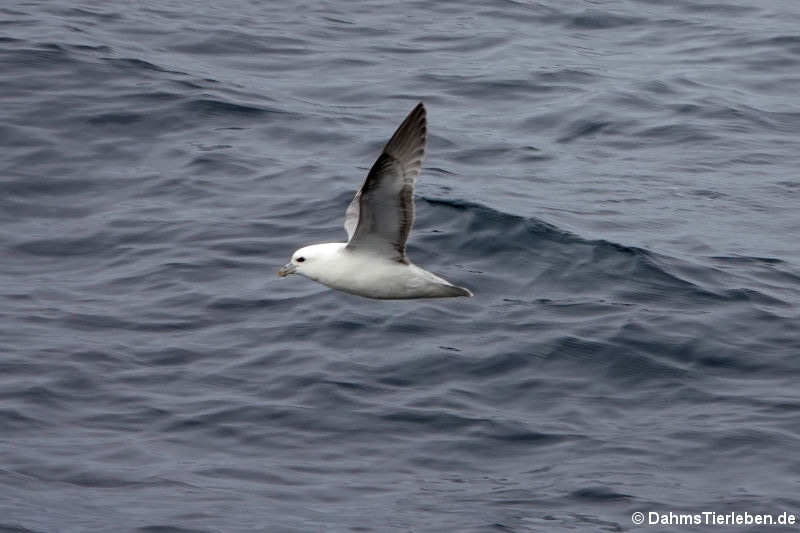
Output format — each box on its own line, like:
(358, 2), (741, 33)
(278, 243), (346, 280)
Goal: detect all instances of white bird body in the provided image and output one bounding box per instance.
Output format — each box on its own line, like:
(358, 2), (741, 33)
(279, 103), (472, 300)
(288, 242), (470, 299)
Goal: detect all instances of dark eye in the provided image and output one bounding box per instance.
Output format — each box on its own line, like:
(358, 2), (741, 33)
(296, 257), (305, 263)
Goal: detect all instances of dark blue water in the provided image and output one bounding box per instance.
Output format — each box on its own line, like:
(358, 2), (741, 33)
(2, 1), (800, 531)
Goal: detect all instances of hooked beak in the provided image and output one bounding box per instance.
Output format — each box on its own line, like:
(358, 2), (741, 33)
(278, 263), (297, 277)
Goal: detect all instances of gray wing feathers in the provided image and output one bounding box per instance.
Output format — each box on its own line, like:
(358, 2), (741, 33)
(343, 192), (360, 240)
(381, 101), (426, 182)
(344, 102), (427, 260)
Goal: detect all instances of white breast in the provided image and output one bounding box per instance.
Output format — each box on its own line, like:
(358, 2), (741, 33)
(303, 246), (465, 299)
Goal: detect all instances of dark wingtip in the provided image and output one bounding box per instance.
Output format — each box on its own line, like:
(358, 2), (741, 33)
(383, 101), (426, 160)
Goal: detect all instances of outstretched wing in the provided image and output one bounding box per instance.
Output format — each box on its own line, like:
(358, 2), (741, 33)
(343, 102), (426, 262)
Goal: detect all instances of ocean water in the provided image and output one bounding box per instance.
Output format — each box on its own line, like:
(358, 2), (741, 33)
(2, 0), (800, 531)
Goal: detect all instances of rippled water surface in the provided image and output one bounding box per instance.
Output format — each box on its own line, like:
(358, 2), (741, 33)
(2, 1), (800, 531)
